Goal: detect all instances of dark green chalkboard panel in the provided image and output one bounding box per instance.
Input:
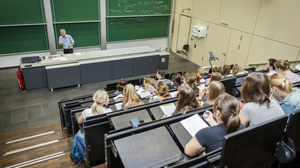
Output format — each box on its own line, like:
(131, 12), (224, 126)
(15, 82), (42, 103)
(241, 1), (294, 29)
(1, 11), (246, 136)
(55, 23), (100, 47)
(107, 16), (169, 42)
(107, 0), (171, 16)
(52, 0), (99, 22)
(0, 0), (44, 25)
(0, 26), (48, 54)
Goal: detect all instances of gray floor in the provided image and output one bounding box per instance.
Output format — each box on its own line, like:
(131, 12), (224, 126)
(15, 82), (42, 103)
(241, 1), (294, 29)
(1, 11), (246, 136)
(0, 54), (199, 133)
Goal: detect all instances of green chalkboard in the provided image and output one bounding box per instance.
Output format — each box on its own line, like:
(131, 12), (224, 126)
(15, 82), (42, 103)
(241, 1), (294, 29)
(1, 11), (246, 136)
(52, 0), (99, 22)
(55, 23), (100, 47)
(0, 26), (48, 54)
(107, 0), (171, 16)
(107, 16), (169, 42)
(0, 0), (44, 25)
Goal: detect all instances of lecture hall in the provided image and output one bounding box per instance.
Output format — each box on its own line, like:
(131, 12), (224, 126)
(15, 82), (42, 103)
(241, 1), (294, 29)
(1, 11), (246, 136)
(0, 0), (300, 167)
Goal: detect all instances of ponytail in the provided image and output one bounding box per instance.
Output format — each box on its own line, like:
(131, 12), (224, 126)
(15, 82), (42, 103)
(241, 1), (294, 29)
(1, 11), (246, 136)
(226, 112), (241, 133)
(269, 73), (293, 93)
(91, 90), (109, 115)
(214, 94), (241, 133)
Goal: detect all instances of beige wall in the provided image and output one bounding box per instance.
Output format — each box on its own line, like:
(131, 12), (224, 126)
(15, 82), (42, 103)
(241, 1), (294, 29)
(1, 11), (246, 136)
(171, 0), (300, 70)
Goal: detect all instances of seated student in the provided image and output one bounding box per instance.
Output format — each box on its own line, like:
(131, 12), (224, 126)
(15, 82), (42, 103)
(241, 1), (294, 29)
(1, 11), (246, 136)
(212, 66), (222, 73)
(174, 85), (200, 115)
(184, 74), (199, 93)
(194, 67), (207, 85)
(222, 64), (232, 78)
(115, 79), (128, 94)
(150, 81), (171, 103)
(269, 73), (300, 115)
(266, 58), (277, 77)
(169, 73), (182, 90)
(185, 94), (243, 156)
(239, 72), (285, 127)
(275, 59), (300, 83)
(156, 70), (172, 85)
(143, 75), (155, 93)
(122, 84), (144, 109)
(231, 64), (248, 76)
(77, 90), (110, 124)
(206, 72), (222, 86)
(198, 81), (225, 107)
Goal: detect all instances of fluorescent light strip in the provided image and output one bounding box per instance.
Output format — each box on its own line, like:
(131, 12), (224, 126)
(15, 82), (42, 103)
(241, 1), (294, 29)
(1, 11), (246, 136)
(5, 151), (65, 168)
(3, 140), (59, 156)
(6, 131), (55, 144)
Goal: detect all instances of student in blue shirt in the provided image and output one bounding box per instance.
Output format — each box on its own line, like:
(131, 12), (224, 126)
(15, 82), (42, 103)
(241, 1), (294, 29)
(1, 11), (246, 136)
(59, 28), (75, 54)
(269, 73), (300, 115)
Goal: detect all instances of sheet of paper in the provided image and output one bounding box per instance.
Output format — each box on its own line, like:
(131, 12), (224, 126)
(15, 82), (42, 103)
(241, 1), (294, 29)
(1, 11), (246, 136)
(74, 53), (82, 56)
(104, 108), (113, 113)
(113, 94), (124, 101)
(52, 57), (67, 61)
(170, 91), (178, 98)
(180, 114), (209, 136)
(136, 87), (145, 95)
(139, 91), (151, 99)
(115, 102), (122, 110)
(135, 85), (141, 91)
(159, 103), (176, 117)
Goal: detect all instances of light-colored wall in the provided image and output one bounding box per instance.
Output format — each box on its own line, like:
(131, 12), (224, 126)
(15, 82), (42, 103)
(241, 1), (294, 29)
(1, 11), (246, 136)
(172, 0), (300, 70)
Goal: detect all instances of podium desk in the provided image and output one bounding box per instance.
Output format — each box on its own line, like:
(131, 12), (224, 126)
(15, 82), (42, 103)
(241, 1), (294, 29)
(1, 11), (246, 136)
(20, 46), (169, 90)
(109, 109), (152, 130)
(114, 127), (183, 168)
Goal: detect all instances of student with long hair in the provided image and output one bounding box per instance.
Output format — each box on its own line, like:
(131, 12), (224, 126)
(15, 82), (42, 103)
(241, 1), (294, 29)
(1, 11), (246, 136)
(78, 90), (110, 124)
(198, 81), (225, 107)
(122, 84), (143, 109)
(170, 73), (182, 90)
(266, 58), (277, 77)
(222, 64), (232, 78)
(174, 85), (200, 114)
(194, 68), (207, 85)
(185, 94), (242, 156)
(275, 59), (300, 83)
(150, 81), (171, 103)
(269, 73), (300, 115)
(232, 64), (248, 76)
(143, 75), (155, 93)
(184, 73), (199, 93)
(239, 72), (284, 127)
(206, 72), (222, 85)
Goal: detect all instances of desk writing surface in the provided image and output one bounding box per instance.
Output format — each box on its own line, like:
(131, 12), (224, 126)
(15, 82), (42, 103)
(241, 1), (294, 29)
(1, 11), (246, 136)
(169, 122), (192, 148)
(150, 102), (178, 120)
(110, 109), (152, 130)
(114, 127), (183, 168)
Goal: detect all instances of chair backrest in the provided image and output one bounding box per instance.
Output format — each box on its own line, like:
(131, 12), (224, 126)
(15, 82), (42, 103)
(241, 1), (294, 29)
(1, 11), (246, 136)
(220, 76), (236, 95)
(83, 117), (111, 167)
(285, 111), (300, 152)
(220, 115), (288, 168)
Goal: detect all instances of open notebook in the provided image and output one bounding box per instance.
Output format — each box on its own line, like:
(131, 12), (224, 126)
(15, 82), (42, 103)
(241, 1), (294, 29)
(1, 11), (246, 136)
(159, 103), (176, 117)
(180, 114), (209, 136)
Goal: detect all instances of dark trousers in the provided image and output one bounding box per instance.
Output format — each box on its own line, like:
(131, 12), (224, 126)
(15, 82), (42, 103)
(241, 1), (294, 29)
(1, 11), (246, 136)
(64, 48), (74, 54)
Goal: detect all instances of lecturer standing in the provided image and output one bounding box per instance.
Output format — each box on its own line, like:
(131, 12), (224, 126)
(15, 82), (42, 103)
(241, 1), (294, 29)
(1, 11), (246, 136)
(59, 29), (75, 54)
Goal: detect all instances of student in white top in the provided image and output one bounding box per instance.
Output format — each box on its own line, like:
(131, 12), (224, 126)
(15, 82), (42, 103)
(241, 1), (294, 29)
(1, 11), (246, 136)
(78, 90), (110, 124)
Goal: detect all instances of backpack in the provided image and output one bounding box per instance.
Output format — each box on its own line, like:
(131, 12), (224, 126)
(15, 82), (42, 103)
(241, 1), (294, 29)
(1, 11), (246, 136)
(70, 132), (85, 164)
